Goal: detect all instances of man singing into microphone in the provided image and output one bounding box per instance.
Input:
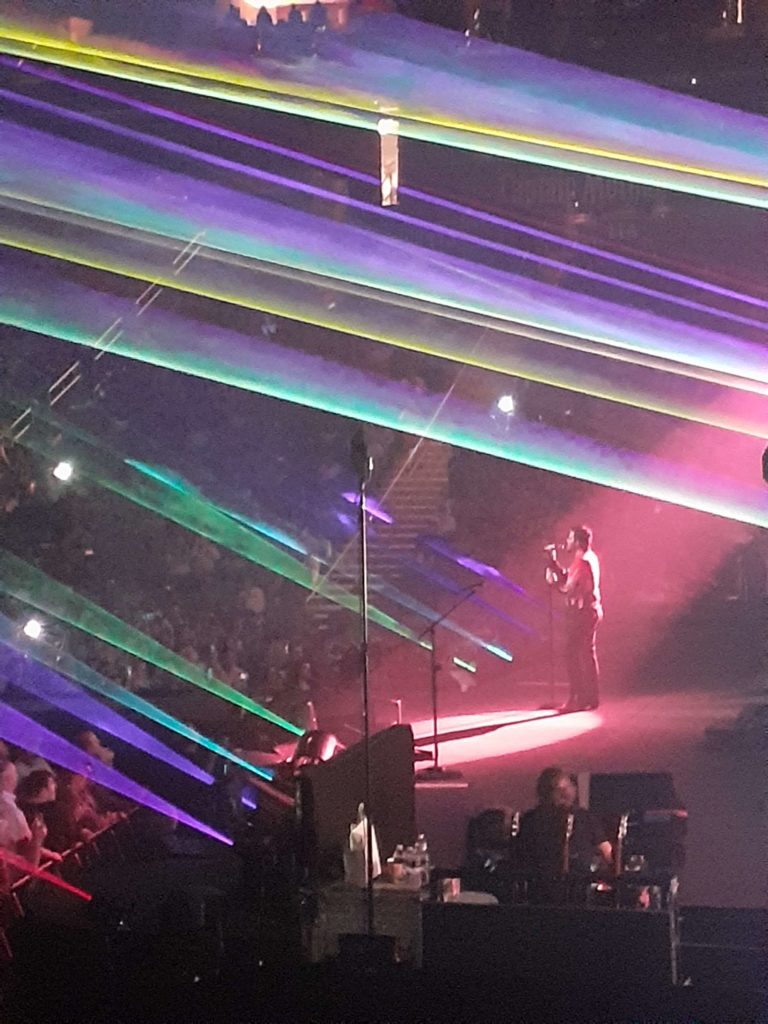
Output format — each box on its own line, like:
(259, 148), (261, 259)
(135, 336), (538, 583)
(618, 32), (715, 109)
(547, 526), (602, 712)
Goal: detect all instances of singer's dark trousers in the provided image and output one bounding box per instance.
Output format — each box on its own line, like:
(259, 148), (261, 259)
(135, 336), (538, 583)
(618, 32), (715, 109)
(564, 607), (601, 707)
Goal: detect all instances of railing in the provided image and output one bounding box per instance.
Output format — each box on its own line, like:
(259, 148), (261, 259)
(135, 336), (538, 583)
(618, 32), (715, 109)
(0, 810), (139, 961)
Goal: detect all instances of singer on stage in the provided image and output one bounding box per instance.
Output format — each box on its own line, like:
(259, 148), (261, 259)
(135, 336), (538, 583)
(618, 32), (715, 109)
(546, 526), (602, 712)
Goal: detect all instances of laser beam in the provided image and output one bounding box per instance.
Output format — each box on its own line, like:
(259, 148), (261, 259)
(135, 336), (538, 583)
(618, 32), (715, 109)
(0, 548), (303, 735)
(3, 283), (766, 528)
(2, 82), (765, 335)
(10, 58), (764, 315)
(3, 195), (768, 425)
(0, 612), (274, 781)
(0, 17), (765, 205)
(0, 702), (233, 844)
(0, 638), (215, 785)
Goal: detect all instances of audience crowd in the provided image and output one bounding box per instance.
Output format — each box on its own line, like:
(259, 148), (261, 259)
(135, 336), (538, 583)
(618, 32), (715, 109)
(0, 734), (126, 869)
(53, 0), (341, 61)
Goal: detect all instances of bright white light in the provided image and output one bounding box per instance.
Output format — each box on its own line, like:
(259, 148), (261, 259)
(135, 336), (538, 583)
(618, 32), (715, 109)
(497, 395), (516, 415)
(379, 119), (400, 207)
(23, 618), (43, 640)
(53, 461), (73, 482)
(377, 117), (399, 137)
(690, 77), (697, 86)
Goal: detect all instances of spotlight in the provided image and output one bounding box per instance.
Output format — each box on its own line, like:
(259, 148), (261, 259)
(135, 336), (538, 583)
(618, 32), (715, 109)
(376, 117), (399, 138)
(23, 618), (43, 640)
(52, 461), (74, 482)
(496, 395), (516, 415)
(377, 117), (400, 207)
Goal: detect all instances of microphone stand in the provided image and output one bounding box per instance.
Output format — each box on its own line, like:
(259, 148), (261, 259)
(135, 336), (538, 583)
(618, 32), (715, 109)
(540, 550), (560, 710)
(417, 584), (480, 782)
(351, 429), (376, 940)
(541, 577), (557, 709)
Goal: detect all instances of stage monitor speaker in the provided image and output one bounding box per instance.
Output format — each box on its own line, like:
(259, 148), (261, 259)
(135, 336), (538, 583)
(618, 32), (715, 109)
(580, 771), (682, 815)
(579, 771), (687, 873)
(415, 776), (470, 871)
(299, 725), (416, 882)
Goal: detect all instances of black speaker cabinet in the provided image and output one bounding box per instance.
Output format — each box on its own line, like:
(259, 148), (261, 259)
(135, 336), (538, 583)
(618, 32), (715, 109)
(415, 775), (471, 871)
(581, 771), (688, 874)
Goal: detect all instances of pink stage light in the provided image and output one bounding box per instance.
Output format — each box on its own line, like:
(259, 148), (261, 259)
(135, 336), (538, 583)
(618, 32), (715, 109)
(411, 709), (602, 767)
(411, 709), (556, 742)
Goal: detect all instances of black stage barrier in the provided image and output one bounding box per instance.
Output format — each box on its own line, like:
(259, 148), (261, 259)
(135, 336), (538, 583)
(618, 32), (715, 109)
(679, 906), (767, 996)
(422, 902), (679, 992)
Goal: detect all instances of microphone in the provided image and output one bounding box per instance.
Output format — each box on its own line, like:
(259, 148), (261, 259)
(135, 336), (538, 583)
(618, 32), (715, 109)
(544, 542), (565, 552)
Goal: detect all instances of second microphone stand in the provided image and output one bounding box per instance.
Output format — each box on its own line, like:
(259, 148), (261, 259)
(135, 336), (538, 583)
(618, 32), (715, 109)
(417, 584), (479, 781)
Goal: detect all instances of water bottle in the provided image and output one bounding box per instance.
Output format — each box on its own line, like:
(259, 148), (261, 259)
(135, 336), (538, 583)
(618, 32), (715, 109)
(387, 844), (406, 884)
(401, 845), (420, 890)
(415, 833), (430, 888)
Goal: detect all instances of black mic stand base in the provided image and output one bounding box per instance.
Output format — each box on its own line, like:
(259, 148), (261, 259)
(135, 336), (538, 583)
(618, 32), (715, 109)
(415, 765), (465, 783)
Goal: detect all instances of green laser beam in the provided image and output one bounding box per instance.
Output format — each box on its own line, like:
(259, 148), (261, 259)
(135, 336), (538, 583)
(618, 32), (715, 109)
(2, 175), (767, 396)
(0, 548), (303, 735)
(6, 280), (767, 529)
(13, 415), (424, 646)
(0, 612), (274, 779)
(3, 206), (768, 425)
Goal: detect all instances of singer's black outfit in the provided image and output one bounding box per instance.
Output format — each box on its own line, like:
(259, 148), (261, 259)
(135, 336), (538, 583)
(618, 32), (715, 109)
(564, 607), (601, 708)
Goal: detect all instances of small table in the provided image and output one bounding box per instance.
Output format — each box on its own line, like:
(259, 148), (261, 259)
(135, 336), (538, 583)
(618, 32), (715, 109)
(307, 881), (423, 965)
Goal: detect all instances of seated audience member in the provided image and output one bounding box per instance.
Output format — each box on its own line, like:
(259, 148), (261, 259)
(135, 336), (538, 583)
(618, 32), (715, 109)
(74, 730), (132, 815)
(46, 772), (121, 851)
(16, 770), (57, 826)
(0, 760), (48, 870)
(15, 770), (62, 864)
(12, 747), (54, 785)
(75, 730), (115, 767)
(518, 766), (612, 880)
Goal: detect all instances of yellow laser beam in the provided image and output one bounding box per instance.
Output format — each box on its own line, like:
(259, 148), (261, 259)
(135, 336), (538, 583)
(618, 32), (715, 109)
(0, 19), (766, 200)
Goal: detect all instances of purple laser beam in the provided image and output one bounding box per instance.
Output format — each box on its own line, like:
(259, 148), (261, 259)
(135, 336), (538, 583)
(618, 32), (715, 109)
(4, 62), (766, 327)
(0, 640), (214, 785)
(0, 702), (232, 845)
(341, 491), (393, 523)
